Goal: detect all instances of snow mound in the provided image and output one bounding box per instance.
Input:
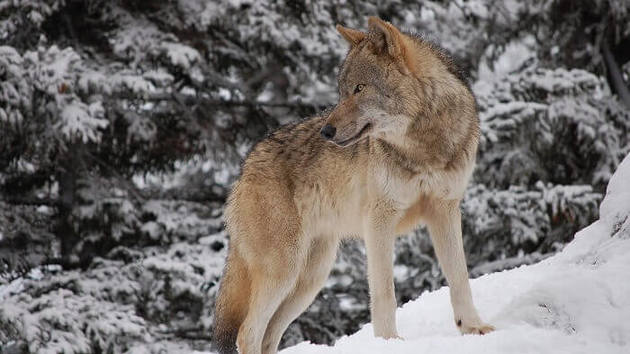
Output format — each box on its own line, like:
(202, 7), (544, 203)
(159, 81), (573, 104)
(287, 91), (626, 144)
(283, 153), (630, 354)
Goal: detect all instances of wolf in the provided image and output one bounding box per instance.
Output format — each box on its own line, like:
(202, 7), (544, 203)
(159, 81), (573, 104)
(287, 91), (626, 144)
(213, 17), (494, 354)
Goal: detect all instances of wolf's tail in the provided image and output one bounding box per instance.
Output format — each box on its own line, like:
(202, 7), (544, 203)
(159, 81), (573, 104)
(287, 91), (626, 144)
(213, 251), (251, 354)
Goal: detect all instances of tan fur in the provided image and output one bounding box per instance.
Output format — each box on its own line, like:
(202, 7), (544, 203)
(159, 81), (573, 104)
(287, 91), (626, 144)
(213, 17), (493, 354)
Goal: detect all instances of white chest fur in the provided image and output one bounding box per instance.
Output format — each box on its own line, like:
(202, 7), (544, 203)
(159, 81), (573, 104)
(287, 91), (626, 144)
(370, 156), (475, 208)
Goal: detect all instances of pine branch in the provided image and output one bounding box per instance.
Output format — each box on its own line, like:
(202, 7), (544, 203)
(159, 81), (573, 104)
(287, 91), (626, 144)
(156, 326), (213, 341)
(0, 193), (223, 207)
(111, 91), (325, 110)
(470, 252), (553, 277)
(0, 197), (59, 207)
(142, 185), (227, 203)
(86, 153), (146, 202)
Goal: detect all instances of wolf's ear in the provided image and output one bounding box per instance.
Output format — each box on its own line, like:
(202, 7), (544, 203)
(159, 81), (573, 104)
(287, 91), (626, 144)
(367, 17), (407, 63)
(336, 25), (366, 47)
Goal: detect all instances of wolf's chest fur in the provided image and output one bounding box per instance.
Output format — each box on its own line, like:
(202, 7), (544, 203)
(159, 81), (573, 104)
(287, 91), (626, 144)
(291, 134), (474, 239)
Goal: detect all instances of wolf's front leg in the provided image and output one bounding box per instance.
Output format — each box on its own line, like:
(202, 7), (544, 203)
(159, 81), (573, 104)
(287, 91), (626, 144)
(426, 199), (494, 335)
(364, 202), (400, 339)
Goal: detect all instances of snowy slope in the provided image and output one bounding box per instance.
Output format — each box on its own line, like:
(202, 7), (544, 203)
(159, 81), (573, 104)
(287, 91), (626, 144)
(282, 153), (630, 354)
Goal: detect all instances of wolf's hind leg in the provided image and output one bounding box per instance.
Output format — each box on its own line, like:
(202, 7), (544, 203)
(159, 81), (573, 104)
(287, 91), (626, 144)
(235, 221), (307, 353)
(425, 199), (494, 335)
(261, 237), (339, 354)
(236, 252), (302, 354)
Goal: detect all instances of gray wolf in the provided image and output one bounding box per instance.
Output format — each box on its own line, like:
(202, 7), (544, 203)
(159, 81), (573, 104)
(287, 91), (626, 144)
(213, 16), (494, 354)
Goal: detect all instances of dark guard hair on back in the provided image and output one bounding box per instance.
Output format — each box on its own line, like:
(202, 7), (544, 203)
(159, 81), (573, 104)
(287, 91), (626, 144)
(407, 32), (472, 90)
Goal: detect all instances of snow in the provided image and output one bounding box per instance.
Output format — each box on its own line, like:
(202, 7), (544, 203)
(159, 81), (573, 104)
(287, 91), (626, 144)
(0, 265), (61, 302)
(280, 153), (630, 354)
(160, 42), (201, 70)
(56, 100), (109, 143)
(478, 35), (537, 82)
(0, 277), (22, 301)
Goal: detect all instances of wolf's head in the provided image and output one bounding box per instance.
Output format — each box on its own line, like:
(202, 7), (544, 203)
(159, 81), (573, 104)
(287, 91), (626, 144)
(321, 17), (472, 148)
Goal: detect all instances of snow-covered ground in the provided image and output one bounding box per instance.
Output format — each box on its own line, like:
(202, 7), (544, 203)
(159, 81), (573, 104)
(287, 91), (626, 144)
(282, 153), (630, 354)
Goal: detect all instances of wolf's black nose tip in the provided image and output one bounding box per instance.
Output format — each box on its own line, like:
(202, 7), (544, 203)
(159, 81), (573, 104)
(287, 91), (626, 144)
(320, 124), (336, 140)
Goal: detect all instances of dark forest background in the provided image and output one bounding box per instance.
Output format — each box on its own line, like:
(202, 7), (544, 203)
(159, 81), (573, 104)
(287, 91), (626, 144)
(1, 0), (629, 353)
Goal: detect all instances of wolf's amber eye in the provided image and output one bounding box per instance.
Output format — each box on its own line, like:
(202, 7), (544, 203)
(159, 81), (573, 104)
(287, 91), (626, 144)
(354, 84), (365, 94)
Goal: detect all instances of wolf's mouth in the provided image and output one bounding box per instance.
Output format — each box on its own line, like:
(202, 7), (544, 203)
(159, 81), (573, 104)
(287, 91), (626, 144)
(336, 123), (372, 147)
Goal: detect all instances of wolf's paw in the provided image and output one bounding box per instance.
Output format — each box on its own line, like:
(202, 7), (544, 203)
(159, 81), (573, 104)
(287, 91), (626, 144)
(456, 319), (495, 335)
(377, 333), (404, 340)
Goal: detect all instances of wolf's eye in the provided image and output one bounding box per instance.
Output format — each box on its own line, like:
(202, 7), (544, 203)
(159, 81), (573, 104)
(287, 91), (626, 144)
(354, 84), (365, 94)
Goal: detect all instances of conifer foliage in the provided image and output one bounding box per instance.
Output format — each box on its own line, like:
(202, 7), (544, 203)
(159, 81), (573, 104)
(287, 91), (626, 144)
(1, 1), (629, 352)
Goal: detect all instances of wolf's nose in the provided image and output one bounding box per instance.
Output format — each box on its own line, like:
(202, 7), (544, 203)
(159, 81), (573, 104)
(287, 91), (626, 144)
(320, 124), (336, 140)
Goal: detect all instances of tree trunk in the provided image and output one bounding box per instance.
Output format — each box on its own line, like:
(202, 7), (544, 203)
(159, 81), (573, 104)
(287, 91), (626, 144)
(56, 144), (82, 267)
(602, 39), (630, 109)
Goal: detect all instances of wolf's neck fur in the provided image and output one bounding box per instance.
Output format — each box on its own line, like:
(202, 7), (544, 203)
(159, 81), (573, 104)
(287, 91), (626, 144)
(371, 138), (424, 175)
(373, 96), (478, 175)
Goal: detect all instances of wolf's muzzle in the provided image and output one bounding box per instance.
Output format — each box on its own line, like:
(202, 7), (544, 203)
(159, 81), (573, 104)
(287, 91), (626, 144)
(320, 124), (336, 140)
